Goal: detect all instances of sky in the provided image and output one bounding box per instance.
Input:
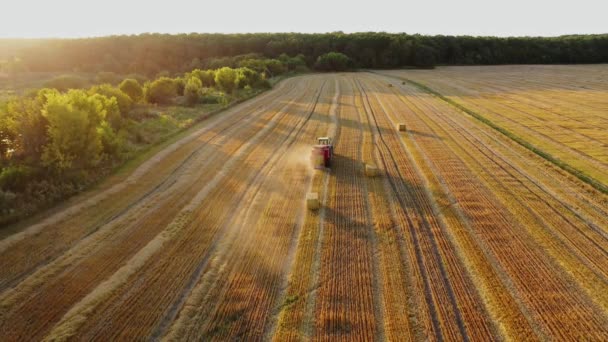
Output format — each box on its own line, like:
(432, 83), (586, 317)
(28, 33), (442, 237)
(1, 0), (607, 38)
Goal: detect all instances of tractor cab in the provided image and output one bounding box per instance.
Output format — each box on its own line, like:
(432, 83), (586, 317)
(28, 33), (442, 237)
(311, 137), (334, 169)
(317, 137), (332, 146)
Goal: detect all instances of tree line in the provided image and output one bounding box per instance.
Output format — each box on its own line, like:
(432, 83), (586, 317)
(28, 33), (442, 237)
(0, 56), (297, 226)
(2, 32), (607, 75)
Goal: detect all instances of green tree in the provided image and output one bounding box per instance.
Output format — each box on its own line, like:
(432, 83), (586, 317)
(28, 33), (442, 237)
(3, 91), (51, 163)
(238, 59), (266, 73)
(0, 165), (34, 192)
(173, 77), (186, 96)
(184, 76), (202, 105)
(88, 84), (132, 117)
(5, 32), (608, 74)
(92, 92), (122, 130)
(314, 52), (352, 71)
(279, 53), (307, 70)
(0, 104), (17, 162)
(41, 90), (107, 170)
(413, 44), (437, 68)
(235, 67), (260, 89)
(97, 120), (124, 159)
(119, 78), (143, 102)
(143, 77), (177, 104)
(190, 69), (216, 87)
(214, 67), (237, 93)
(264, 59), (287, 76)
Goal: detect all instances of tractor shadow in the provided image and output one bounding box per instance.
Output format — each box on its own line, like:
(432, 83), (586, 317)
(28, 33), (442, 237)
(317, 152), (432, 234)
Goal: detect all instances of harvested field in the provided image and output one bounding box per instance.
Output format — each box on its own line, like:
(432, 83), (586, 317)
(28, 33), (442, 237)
(379, 65), (608, 186)
(1, 67), (607, 341)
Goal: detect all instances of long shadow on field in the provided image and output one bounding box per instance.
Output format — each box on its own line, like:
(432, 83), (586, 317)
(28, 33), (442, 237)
(301, 150), (441, 338)
(198, 150), (439, 339)
(0, 129), (238, 291)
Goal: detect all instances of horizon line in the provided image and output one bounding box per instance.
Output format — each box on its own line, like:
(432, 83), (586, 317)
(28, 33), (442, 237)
(1, 31), (607, 40)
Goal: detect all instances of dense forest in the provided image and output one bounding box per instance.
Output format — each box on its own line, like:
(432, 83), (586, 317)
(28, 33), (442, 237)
(2, 32), (607, 75)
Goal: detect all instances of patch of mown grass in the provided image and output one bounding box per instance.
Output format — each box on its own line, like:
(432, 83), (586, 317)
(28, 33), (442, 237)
(282, 294), (300, 308)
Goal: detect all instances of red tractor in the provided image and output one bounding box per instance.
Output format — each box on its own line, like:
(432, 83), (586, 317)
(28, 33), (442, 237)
(311, 137), (333, 169)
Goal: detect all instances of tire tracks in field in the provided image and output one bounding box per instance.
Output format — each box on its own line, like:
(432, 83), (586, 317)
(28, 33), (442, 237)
(0, 79), (293, 255)
(392, 79), (608, 257)
(263, 77), (340, 341)
(67, 78), (327, 341)
(367, 74), (541, 340)
(270, 78), (340, 341)
(349, 75), (386, 342)
(354, 76), (417, 340)
(374, 71), (608, 193)
(357, 76), (501, 341)
(201, 80), (331, 340)
(380, 76), (608, 312)
(0, 81), (304, 320)
(379, 74), (608, 274)
(156, 79), (329, 341)
(0, 80), (299, 292)
(366, 73), (608, 339)
(1, 78), (308, 342)
(312, 77), (379, 341)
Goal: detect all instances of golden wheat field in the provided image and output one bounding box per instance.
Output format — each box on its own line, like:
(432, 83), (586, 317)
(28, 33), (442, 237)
(1, 66), (607, 341)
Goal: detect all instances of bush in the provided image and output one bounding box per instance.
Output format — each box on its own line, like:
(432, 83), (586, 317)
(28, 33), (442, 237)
(174, 77), (186, 96)
(41, 90), (107, 170)
(235, 67), (260, 89)
(236, 58), (287, 76)
(184, 77), (202, 105)
(238, 59), (266, 73)
(143, 77), (177, 104)
(98, 121), (125, 158)
(0, 190), (16, 214)
(200, 89), (226, 104)
(93, 92), (122, 130)
(0, 106), (15, 161)
(0, 165), (34, 192)
(280, 53), (307, 71)
(119, 78), (143, 103)
(89, 84), (133, 116)
(190, 69), (215, 87)
(44, 75), (89, 92)
(255, 79), (272, 89)
(254, 78), (272, 89)
(214, 67), (237, 93)
(264, 59), (287, 76)
(314, 52), (353, 72)
(2, 91), (50, 162)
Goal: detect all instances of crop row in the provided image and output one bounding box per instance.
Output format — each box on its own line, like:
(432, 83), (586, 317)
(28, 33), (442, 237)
(369, 73), (608, 339)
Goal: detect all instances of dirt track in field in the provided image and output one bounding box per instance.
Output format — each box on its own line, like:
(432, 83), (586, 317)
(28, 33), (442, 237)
(1, 67), (608, 341)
